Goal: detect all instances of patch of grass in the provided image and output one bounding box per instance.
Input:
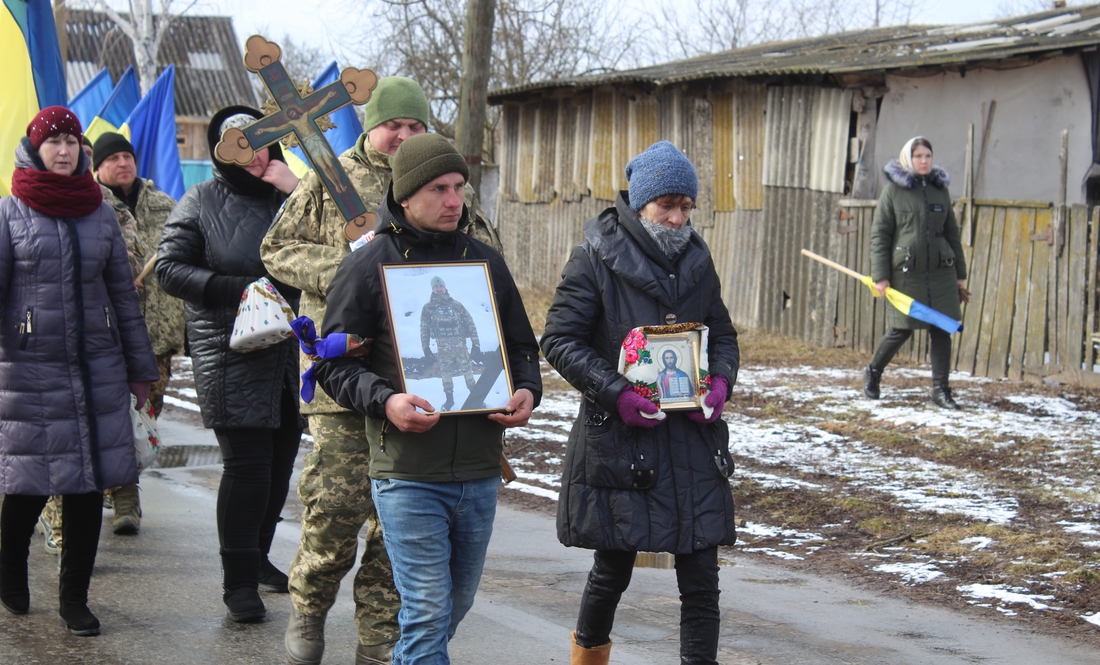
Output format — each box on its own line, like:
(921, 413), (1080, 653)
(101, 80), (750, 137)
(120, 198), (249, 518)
(519, 284), (556, 337)
(737, 329), (907, 369)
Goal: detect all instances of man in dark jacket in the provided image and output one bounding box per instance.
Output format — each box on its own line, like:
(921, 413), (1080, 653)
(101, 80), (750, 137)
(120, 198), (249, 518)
(316, 133), (541, 664)
(541, 141), (738, 665)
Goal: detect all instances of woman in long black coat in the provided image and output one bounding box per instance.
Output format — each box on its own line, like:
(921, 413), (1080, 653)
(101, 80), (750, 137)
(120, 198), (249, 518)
(541, 141), (739, 665)
(157, 106), (302, 623)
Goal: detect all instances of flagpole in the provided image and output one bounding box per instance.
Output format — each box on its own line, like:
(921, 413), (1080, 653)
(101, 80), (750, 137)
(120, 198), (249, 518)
(801, 249), (865, 281)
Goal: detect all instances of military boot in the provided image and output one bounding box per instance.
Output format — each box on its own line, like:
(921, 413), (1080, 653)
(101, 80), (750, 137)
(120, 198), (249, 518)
(356, 641), (395, 665)
(108, 485), (141, 535)
(931, 384), (960, 410)
(863, 365), (883, 400)
(285, 605), (326, 665)
(442, 391), (455, 411)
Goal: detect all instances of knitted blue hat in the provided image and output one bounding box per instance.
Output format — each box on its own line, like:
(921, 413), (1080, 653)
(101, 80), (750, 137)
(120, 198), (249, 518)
(624, 141), (698, 212)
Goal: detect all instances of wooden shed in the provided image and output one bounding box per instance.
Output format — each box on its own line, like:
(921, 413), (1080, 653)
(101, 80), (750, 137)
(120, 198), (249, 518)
(489, 4), (1100, 385)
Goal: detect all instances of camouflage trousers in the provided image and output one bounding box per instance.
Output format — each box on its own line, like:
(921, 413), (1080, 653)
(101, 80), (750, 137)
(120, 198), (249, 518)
(149, 352), (174, 418)
(288, 411), (400, 645)
(436, 340), (475, 394)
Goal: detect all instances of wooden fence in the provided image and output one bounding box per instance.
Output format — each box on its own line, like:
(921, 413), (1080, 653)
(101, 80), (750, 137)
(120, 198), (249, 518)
(830, 200), (1099, 385)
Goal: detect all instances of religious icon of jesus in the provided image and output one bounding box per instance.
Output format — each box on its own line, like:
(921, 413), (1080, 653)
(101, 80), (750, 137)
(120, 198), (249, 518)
(657, 347), (694, 400)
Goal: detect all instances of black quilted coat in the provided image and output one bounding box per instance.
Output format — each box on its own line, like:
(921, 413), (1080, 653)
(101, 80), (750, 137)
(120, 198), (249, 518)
(541, 192), (739, 554)
(156, 110), (299, 429)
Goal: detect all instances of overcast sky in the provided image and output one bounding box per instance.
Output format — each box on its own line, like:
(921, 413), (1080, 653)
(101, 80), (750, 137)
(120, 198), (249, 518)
(196, 0), (1065, 67)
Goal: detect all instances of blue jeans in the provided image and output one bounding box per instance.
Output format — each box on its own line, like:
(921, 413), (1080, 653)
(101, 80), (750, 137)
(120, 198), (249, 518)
(371, 476), (500, 665)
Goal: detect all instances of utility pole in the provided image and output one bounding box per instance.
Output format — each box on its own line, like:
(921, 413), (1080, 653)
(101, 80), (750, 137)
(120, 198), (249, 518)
(454, 0), (497, 196)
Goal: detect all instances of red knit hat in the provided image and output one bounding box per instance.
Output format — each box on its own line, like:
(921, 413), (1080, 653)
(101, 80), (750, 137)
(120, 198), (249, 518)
(26, 106), (83, 149)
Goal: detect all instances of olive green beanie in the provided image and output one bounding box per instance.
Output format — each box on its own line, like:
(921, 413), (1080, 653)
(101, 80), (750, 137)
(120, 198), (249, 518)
(363, 76), (431, 131)
(391, 134), (469, 202)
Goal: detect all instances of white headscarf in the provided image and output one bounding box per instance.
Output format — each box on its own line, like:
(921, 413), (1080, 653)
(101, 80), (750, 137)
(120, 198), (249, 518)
(898, 136), (927, 174)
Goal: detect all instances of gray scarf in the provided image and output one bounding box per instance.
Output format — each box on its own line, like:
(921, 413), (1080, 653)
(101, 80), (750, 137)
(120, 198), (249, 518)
(639, 216), (694, 259)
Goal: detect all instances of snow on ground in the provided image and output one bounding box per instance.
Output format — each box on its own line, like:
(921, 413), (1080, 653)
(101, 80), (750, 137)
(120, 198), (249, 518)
(164, 356), (1100, 628)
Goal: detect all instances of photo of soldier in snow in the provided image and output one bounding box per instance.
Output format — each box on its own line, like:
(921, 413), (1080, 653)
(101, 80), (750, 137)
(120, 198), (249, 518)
(380, 262), (513, 414)
(421, 275), (479, 410)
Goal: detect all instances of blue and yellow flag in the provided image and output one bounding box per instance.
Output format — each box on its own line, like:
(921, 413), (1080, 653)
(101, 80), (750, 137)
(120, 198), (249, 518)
(68, 67), (113, 131)
(120, 65), (183, 200)
(0, 0), (66, 195)
(85, 66), (139, 145)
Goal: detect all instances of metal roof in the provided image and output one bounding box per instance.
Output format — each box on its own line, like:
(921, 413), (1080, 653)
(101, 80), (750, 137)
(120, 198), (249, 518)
(64, 9), (257, 118)
(489, 4), (1100, 102)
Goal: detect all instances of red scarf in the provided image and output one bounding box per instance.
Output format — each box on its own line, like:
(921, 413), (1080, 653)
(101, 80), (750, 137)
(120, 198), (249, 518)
(10, 167), (103, 218)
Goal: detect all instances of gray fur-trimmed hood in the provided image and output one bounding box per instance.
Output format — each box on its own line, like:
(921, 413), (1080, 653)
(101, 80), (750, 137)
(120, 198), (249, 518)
(884, 159), (950, 189)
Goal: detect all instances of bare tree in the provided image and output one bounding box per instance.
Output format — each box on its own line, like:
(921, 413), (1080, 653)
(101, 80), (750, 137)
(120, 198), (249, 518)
(75, 0), (198, 93)
(996, 0), (1081, 17)
(348, 0), (639, 144)
(659, 0), (927, 60)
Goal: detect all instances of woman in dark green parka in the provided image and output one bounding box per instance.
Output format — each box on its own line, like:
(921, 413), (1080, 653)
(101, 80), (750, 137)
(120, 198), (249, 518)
(864, 137), (968, 409)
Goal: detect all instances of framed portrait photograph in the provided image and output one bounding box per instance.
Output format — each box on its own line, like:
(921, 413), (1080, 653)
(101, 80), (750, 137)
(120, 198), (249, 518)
(619, 326), (706, 411)
(379, 262), (513, 415)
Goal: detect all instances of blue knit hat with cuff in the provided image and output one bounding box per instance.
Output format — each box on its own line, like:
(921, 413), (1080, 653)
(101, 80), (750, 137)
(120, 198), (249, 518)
(624, 141), (698, 213)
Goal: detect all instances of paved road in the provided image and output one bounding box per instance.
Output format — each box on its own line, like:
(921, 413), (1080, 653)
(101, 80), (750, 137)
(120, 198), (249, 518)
(0, 415), (1095, 664)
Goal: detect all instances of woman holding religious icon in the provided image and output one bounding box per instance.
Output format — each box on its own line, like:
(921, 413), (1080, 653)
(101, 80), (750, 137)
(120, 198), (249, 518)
(0, 107), (158, 635)
(541, 141), (739, 665)
(157, 105), (303, 623)
(863, 136), (968, 409)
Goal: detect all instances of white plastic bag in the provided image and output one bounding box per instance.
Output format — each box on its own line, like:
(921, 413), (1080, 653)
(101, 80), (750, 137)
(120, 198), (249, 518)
(131, 395), (160, 472)
(230, 276), (296, 352)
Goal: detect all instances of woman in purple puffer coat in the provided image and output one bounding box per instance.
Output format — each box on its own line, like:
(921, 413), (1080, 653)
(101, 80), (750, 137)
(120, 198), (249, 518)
(0, 107), (158, 636)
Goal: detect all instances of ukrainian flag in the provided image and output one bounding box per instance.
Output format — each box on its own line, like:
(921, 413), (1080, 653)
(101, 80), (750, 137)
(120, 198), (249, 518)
(68, 67), (113, 131)
(120, 65), (183, 200)
(0, 0), (66, 195)
(859, 275), (963, 334)
(84, 66), (139, 145)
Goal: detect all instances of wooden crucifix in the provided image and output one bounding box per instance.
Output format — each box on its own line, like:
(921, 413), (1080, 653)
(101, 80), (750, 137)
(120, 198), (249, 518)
(215, 35), (377, 239)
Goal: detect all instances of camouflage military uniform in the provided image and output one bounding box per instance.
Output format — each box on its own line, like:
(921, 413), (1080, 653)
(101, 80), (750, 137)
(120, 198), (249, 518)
(263, 134), (501, 646)
(420, 289), (478, 399)
(109, 179), (184, 416)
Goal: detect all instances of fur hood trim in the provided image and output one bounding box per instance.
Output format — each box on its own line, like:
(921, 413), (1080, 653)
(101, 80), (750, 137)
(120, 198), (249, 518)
(883, 159), (950, 189)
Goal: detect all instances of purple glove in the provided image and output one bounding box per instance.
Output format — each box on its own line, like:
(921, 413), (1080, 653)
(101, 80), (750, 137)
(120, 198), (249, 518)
(688, 376), (729, 424)
(616, 388), (663, 428)
(129, 382), (150, 410)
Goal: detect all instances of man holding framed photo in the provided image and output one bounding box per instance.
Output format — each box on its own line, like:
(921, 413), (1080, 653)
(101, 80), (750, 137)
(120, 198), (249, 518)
(315, 133), (542, 665)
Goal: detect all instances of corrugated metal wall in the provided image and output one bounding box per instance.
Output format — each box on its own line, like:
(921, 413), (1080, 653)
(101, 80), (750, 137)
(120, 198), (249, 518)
(809, 88), (854, 193)
(764, 86), (852, 194)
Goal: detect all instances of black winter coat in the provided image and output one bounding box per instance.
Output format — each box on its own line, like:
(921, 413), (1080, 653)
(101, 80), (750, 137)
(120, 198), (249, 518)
(316, 189), (542, 482)
(156, 170), (300, 429)
(541, 193), (739, 554)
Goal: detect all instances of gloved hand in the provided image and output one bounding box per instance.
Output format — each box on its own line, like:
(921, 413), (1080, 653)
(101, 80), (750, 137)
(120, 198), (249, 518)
(616, 388), (664, 428)
(470, 343), (480, 357)
(688, 376), (729, 423)
(129, 382), (150, 410)
(422, 348), (436, 363)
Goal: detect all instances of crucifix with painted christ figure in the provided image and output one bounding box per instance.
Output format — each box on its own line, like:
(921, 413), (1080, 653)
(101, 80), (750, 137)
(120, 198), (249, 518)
(214, 35), (377, 240)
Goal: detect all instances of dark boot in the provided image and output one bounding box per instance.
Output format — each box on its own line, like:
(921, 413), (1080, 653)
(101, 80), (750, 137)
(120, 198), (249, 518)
(221, 548), (266, 622)
(863, 365), (883, 399)
(931, 384), (960, 410)
(442, 391), (455, 411)
(58, 492), (102, 635)
(256, 527), (288, 593)
(0, 556), (29, 615)
(59, 602), (100, 636)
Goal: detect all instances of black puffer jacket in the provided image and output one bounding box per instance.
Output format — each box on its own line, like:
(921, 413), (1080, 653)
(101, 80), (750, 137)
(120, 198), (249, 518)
(541, 192), (739, 554)
(156, 108), (300, 429)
